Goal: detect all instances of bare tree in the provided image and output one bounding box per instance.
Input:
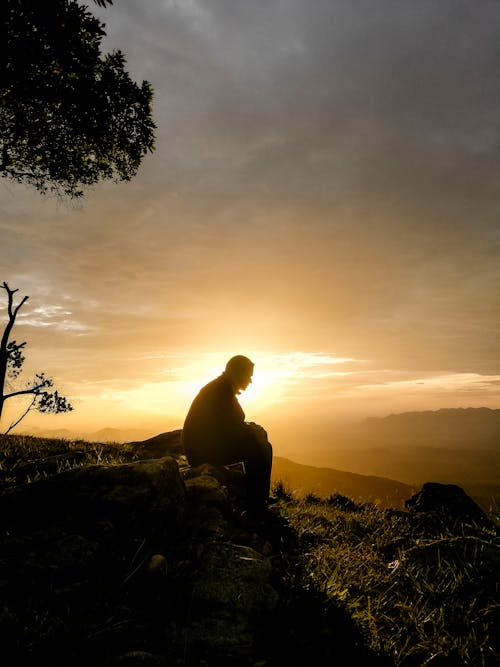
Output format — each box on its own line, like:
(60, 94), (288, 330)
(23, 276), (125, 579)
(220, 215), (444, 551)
(0, 282), (72, 434)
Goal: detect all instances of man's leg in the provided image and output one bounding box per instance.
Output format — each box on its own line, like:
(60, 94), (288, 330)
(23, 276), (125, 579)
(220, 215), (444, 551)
(244, 437), (273, 510)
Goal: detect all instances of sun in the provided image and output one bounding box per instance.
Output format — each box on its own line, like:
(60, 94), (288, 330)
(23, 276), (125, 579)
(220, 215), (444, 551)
(238, 357), (285, 409)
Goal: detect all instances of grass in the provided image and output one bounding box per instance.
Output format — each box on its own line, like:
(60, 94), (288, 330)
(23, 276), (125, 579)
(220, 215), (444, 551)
(276, 485), (500, 666)
(0, 432), (138, 485)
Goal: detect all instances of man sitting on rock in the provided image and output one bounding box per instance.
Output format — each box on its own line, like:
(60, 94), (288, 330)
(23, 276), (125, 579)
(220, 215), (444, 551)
(181, 355), (274, 512)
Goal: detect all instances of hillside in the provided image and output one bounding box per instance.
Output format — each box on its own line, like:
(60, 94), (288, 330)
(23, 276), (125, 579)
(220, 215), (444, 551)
(0, 432), (498, 666)
(272, 456), (416, 509)
(1, 430), (418, 509)
(290, 409), (500, 504)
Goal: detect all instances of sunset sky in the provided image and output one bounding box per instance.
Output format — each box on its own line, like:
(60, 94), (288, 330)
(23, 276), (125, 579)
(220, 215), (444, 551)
(1, 0), (500, 451)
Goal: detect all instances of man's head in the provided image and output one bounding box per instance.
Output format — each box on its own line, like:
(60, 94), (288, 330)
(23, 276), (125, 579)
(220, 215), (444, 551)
(225, 355), (254, 393)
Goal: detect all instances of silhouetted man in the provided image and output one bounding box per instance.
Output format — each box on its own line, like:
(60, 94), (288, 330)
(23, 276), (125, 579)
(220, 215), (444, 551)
(181, 355), (273, 511)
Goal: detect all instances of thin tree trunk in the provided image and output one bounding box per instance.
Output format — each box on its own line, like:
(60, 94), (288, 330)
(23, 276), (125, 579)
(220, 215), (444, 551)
(0, 282), (29, 428)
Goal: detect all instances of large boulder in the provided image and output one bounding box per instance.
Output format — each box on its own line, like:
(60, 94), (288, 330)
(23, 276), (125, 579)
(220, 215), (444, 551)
(405, 482), (492, 529)
(0, 456), (186, 533)
(0, 456), (187, 667)
(126, 430), (183, 460)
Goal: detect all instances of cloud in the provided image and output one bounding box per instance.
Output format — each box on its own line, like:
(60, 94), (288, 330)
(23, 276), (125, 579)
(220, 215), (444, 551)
(18, 305), (93, 333)
(357, 372), (500, 399)
(91, 0), (500, 211)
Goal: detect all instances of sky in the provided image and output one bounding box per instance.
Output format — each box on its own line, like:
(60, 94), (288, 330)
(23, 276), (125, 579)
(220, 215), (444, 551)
(1, 0), (500, 450)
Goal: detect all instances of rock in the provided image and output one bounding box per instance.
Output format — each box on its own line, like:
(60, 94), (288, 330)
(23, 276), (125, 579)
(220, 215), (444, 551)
(181, 461), (244, 484)
(48, 533), (100, 573)
(0, 456), (186, 532)
(168, 540), (279, 664)
(126, 430), (183, 460)
(181, 470), (231, 542)
(405, 482), (492, 529)
(0, 451), (282, 667)
(193, 542), (278, 615)
(184, 472), (230, 508)
(147, 554), (168, 577)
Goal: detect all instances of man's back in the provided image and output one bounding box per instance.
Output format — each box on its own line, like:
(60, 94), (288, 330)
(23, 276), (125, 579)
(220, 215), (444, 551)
(181, 374), (251, 466)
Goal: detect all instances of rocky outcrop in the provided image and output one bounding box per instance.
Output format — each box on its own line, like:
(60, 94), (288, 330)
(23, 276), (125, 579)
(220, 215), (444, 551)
(0, 455), (185, 532)
(126, 430), (183, 460)
(0, 453), (286, 667)
(405, 481), (492, 529)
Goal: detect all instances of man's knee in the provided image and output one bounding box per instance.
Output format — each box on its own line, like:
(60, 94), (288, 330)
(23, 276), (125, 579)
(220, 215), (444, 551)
(247, 421), (268, 443)
(264, 440), (272, 463)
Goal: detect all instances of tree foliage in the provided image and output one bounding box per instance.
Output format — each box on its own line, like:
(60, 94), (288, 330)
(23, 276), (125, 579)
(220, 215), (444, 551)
(0, 0), (155, 198)
(0, 282), (73, 435)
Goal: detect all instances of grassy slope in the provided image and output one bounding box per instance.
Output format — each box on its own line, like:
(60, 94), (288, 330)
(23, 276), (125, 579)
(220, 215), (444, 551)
(1, 433), (499, 666)
(275, 486), (500, 666)
(272, 455), (417, 509)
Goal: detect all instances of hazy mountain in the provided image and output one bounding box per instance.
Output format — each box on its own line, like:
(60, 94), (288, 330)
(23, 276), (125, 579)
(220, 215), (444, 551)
(19, 426), (158, 443)
(308, 443), (500, 486)
(295, 408), (500, 490)
(358, 407), (500, 448)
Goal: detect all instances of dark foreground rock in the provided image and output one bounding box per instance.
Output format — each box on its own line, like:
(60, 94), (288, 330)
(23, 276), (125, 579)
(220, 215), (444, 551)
(0, 455), (287, 666)
(126, 430), (184, 460)
(405, 481), (494, 531)
(0, 442), (395, 667)
(0, 456), (185, 532)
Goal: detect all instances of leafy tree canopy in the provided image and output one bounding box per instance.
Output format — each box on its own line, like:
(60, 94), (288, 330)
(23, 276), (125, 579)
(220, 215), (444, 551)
(1, 0), (156, 197)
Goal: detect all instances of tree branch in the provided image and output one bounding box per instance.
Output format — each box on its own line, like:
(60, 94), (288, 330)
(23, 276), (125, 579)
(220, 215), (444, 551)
(1, 283), (29, 353)
(5, 395), (36, 435)
(3, 383), (47, 400)
(1, 166), (41, 180)
(13, 295), (29, 318)
(1, 281), (28, 320)
(0, 144), (9, 171)
(7, 341), (27, 352)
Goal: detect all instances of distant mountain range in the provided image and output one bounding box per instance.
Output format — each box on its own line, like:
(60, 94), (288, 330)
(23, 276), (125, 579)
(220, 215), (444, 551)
(22, 407), (500, 447)
(19, 425), (159, 443)
(300, 408), (500, 495)
(358, 407), (500, 447)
